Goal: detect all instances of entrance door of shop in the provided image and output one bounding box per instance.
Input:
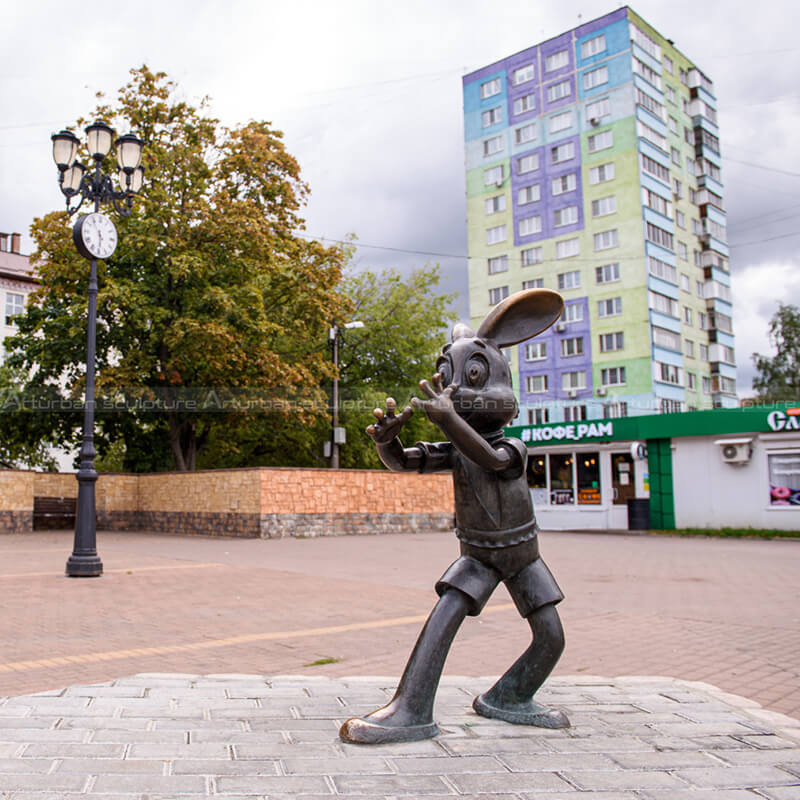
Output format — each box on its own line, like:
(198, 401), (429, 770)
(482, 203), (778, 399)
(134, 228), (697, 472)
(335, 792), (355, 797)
(609, 452), (636, 528)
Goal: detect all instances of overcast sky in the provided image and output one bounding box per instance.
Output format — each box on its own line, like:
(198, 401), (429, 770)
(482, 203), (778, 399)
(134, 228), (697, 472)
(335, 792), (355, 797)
(2, 0), (798, 396)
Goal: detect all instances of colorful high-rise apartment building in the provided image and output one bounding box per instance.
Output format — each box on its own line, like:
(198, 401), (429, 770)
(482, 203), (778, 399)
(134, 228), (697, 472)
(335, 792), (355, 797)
(462, 7), (735, 427)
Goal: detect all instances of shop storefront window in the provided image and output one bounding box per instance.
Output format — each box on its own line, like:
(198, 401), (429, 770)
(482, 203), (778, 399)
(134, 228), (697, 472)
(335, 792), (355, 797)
(768, 453), (800, 506)
(577, 452), (601, 504)
(549, 454), (574, 504)
(527, 454), (548, 506)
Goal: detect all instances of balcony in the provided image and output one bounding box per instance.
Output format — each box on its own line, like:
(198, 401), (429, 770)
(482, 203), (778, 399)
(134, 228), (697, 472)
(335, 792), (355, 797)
(688, 68), (714, 96)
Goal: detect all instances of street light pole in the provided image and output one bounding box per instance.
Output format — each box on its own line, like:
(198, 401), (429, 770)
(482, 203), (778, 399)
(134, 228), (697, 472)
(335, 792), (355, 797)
(51, 122), (144, 577)
(328, 321), (364, 468)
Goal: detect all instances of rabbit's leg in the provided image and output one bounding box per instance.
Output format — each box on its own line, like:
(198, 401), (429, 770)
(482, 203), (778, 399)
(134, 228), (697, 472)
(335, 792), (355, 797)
(473, 603), (569, 728)
(339, 589), (471, 744)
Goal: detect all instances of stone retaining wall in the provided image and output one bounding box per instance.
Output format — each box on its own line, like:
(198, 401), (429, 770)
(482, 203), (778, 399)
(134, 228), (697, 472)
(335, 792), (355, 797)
(3, 467), (454, 538)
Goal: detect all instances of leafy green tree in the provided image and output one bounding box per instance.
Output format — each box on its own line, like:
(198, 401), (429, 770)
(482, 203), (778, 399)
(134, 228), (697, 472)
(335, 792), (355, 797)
(752, 303), (800, 402)
(4, 66), (350, 471)
(333, 263), (458, 469)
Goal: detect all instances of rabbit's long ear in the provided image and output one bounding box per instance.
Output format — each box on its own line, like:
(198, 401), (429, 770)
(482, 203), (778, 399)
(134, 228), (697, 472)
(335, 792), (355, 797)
(477, 289), (564, 347)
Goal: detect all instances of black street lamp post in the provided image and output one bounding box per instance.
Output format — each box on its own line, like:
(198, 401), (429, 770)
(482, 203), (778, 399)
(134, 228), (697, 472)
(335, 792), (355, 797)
(51, 122), (144, 577)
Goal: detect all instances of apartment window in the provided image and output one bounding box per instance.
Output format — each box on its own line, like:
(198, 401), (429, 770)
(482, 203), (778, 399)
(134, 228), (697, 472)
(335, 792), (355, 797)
(518, 215), (542, 237)
(561, 302), (584, 323)
(562, 370), (587, 390)
(595, 263), (620, 284)
(481, 78), (502, 98)
(581, 34), (606, 58)
(484, 165), (504, 186)
(481, 107), (502, 127)
(557, 270), (581, 290)
(551, 142), (575, 163)
(686, 157), (696, 176)
(677, 241), (688, 260)
(710, 311), (733, 333)
(675, 210), (685, 228)
(637, 119), (667, 151)
(483, 135), (504, 157)
(603, 402), (628, 419)
(597, 297), (622, 318)
(671, 146), (681, 165)
(512, 63), (534, 85)
(696, 280), (705, 298)
(636, 88), (665, 120)
(698, 312), (707, 331)
(549, 111), (573, 133)
(514, 93), (536, 115)
(649, 290), (679, 317)
(648, 255), (677, 283)
(586, 97), (611, 122)
(545, 49), (569, 72)
(672, 177), (682, 198)
(683, 306), (693, 325)
(554, 205), (578, 227)
(521, 247), (543, 266)
(587, 129), (613, 152)
(640, 153), (670, 183)
(642, 188), (671, 217)
(699, 343), (709, 361)
(601, 367), (626, 386)
(633, 57), (661, 89)
(680, 273), (690, 292)
(665, 84), (676, 103)
(487, 255), (508, 274)
(489, 285), (510, 305)
(529, 407), (549, 424)
(702, 375), (711, 393)
(593, 229), (619, 251)
(646, 222), (674, 250)
(657, 362), (682, 385)
(652, 326), (681, 351)
(556, 238), (579, 259)
(660, 397), (684, 413)
(517, 184), (541, 205)
(591, 195), (617, 217)
(599, 332), (624, 352)
(515, 124), (536, 145)
(668, 116), (678, 134)
(551, 173), (576, 195)
(525, 341), (547, 361)
(486, 224), (507, 245)
(485, 194), (506, 214)
(685, 339), (695, 358)
(522, 278), (543, 289)
(679, 67), (688, 85)
(561, 337), (584, 357)
(518, 153), (540, 174)
(547, 80), (571, 103)
(589, 162), (615, 184)
(564, 405), (587, 422)
(5, 293), (24, 326)
(684, 126), (694, 145)
(583, 66), (608, 90)
(687, 371), (697, 390)
(526, 374), (549, 393)
(631, 25), (660, 58)
(663, 55), (673, 73)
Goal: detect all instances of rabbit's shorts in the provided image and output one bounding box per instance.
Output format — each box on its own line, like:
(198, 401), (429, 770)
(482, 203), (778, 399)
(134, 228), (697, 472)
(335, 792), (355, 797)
(435, 538), (564, 617)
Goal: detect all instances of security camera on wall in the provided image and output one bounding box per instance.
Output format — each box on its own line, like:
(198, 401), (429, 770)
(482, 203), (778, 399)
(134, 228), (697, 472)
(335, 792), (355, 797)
(714, 438), (753, 465)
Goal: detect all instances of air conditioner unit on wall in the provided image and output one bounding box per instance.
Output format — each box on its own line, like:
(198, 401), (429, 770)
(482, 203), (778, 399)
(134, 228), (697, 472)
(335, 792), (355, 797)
(568, 389), (578, 399)
(596, 386), (607, 396)
(713, 437), (753, 465)
(556, 322), (567, 332)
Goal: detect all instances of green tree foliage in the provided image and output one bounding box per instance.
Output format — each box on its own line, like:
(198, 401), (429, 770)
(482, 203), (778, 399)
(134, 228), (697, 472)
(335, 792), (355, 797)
(752, 303), (800, 402)
(4, 66), (350, 471)
(333, 263), (458, 469)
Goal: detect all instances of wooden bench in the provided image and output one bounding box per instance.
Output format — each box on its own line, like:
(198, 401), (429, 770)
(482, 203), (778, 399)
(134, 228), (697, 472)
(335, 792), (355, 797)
(33, 496), (77, 530)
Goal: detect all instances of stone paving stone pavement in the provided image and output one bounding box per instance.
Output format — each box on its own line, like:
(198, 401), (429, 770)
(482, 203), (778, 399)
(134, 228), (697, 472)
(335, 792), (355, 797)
(0, 674), (798, 799)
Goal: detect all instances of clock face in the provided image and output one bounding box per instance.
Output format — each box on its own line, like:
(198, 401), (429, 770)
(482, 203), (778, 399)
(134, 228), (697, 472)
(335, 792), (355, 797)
(74, 213), (117, 260)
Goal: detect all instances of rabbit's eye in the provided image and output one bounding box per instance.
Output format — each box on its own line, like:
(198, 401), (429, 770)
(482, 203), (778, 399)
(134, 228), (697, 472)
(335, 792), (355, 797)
(465, 356), (489, 387)
(436, 358), (453, 387)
